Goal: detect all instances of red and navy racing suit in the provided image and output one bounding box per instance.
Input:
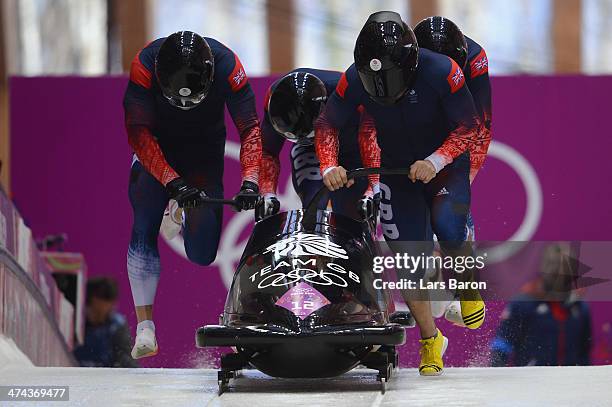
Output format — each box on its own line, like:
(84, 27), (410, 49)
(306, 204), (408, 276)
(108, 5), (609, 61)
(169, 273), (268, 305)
(315, 48), (484, 258)
(260, 68), (379, 219)
(123, 37), (261, 305)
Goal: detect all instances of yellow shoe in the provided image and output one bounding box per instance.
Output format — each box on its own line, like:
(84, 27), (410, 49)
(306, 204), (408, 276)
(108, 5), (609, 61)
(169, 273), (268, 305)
(459, 289), (486, 329)
(418, 328), (448, 376)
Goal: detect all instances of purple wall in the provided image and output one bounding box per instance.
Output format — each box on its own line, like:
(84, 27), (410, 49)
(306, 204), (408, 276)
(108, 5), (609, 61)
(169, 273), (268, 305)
(9, 75), (612, 367)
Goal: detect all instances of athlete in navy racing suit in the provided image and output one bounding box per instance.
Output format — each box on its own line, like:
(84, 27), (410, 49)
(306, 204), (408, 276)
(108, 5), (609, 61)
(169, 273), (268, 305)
(411, 17), (493, 327)
(123, 31), (262, 359)
(315, 12), (486, 375)
(317, 48), (482, 254)
(259, 68), (379, 220)
(414, 16), (492, 240)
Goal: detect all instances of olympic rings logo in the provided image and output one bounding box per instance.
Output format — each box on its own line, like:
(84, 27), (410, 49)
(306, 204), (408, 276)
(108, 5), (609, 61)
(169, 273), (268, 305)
(256, 267), (349, 289)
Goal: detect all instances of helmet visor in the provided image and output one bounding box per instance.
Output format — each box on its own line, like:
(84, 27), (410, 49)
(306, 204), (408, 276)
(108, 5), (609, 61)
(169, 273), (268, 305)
(268, 95), (324, 143)
(158, 60), (214, 110)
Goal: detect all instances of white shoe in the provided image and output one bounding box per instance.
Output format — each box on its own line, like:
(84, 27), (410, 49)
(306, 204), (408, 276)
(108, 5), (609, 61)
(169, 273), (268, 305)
(444, 300), (465, 327)
(131, 324), (158, 359)
(160, 200), (183, 240)
(431, 299), (454, 319)
(425, 259), (455, 319)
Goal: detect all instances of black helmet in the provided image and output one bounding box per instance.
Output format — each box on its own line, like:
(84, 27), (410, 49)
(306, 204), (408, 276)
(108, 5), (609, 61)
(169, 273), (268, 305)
(354, 11), (419, 106)
(414, 16), (468, 69)
(267, 71), (327, 144)
(155, 31), (214, 110)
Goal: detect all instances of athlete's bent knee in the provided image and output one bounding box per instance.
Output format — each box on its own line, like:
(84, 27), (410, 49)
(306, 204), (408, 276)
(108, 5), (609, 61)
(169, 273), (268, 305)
(185, 245), (218, 266)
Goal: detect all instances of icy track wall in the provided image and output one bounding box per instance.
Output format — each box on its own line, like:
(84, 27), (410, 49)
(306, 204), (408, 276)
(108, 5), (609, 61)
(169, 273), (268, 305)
(9, 75), (612, 368)
(0, 188), (76, 366)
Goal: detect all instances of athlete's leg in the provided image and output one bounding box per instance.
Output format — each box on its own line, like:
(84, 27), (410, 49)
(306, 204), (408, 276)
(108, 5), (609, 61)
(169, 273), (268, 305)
(380, 174), (448, 375)
(182, 183), (224, 265)
(426, 153), (485, 329)
(379, 175), (436, 339)
(127, 159), (168, 321)
(127, 159), (168, 358)
(426, 153), (471, 266)
(426, 153), (471, 252)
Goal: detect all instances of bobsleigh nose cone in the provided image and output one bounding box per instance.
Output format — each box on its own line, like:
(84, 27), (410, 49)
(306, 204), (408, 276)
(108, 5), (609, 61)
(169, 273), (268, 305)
(250, 341), (364, 378)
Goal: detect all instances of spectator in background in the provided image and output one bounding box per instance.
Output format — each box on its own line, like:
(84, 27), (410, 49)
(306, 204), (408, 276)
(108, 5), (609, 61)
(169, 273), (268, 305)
(490, 244), (592, 366)
(593, 322), (612, 364)
(74, 277), (138, 367)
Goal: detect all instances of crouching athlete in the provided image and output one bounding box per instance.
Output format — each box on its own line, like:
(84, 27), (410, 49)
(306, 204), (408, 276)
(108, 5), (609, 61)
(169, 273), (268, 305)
(258, 69), (380, 220)
(316, 12), (486, 375)
(123, 31), (262, 359)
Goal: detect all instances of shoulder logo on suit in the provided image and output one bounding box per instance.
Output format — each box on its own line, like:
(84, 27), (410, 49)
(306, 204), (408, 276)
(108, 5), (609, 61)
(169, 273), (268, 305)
(228, 53), (248, 92)
(474, 57), (488, 71)
(452, 68), (464, 86)
(447, 58), (465, 94)
(233, 68), (246, 87)
(469, 49), (489, 79)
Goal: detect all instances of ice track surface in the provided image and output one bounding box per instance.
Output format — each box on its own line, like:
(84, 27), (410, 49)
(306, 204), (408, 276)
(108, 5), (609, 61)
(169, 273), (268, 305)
(1, 366), (611, 407)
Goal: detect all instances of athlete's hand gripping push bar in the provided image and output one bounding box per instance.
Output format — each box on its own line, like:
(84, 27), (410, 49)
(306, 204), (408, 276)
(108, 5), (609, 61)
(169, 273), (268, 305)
(166, 178), (259, 212)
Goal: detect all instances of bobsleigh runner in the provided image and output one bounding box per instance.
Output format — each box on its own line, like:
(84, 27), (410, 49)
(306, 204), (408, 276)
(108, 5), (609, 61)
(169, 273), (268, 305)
(195, 168), (414, 394)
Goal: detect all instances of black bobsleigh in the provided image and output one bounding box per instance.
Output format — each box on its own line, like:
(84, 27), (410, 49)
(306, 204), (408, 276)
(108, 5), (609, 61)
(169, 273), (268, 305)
(195, 169), (413, 394)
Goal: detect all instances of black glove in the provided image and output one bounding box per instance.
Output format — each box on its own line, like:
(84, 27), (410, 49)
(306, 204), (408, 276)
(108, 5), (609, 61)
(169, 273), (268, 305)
(357, 192), (381, 222)
(166, 178), (203, 208)
(234, 181), (260, 211)
(255, 195), (280, 221)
